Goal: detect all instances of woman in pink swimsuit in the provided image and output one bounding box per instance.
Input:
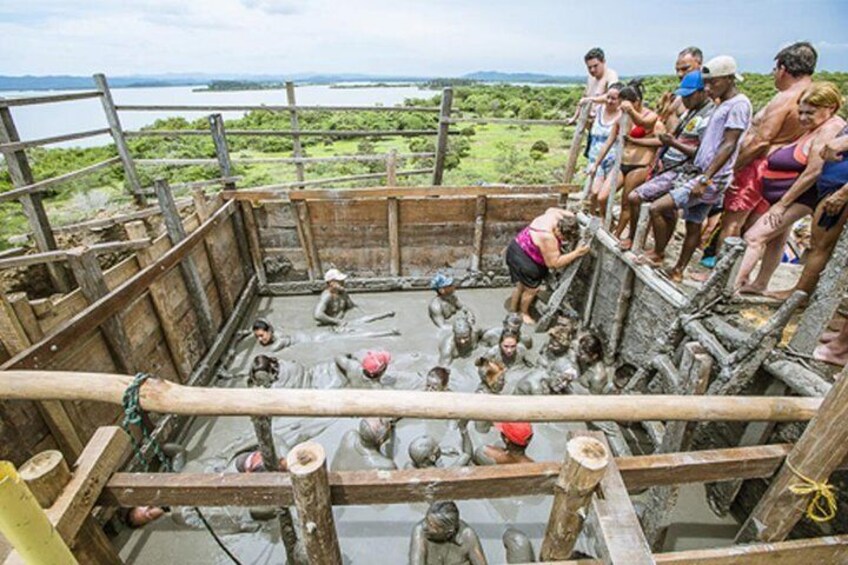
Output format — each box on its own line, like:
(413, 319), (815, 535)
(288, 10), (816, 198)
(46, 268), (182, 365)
(506, 208), (590, 324)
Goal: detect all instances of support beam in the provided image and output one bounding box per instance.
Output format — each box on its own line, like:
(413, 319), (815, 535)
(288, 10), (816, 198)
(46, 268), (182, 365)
(471, 195), (487, 272)
(385, 149), (398, 187)
(0, 106), (71, 293)
(65, 248), (135, 374)
(736, 363), (848, 543)
(192, 189), (235, 318)
(563, 103), (590, 185)
(154, 179), (217, 348)
(240, 201), (268, 288)
(287, 442), (342, 565)
(294, 200), (322, 280)
(432, 87), (454, 185)
(285, 82), (306, 188)
(387, 197), (400, 276)
(540, 436), (609, 561)
(92, 74), (145, 206)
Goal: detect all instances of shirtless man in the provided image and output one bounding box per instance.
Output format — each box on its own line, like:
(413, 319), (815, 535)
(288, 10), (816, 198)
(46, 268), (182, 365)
(429, 273), (476, 330)
(574, 333), (614, 395)
(719, 42), (817, 241)
(271, 350), (391, 390)
(314, 268), (395, 326)
(568, 47), (619, 124)
(483, 329), (533, 369)
(331, 417), (397, 471)
(480, 313), (533, 350)
(407, 435), (472, 469)
(537, 319), (578, 368)
(472, 357), (506, 433)
(333, 350), (392, 389)
(514, 356), (578, 396)
(438, 315), (482, 366)
(409, 501), (487, 565)
(461, 421), (534, 465)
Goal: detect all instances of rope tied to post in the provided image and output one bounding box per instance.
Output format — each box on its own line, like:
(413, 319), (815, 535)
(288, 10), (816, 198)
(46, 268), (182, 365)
(786, 459), (838, 523)
(121, 373), (171, 472)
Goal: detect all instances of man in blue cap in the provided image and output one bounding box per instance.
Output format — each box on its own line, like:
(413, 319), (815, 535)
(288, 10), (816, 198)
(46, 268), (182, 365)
(428, 272), (476, 330)
(622, 69), (716, 257)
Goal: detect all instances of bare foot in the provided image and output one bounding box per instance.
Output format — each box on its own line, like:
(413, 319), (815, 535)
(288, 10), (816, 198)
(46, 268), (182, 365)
(618, 238), (633, 251)
(820, 330), (841, 344)
(664, 267), (684, 284)
(635, 250), (664, 267)
(814, 343), (848, 366)
(763, 288), (798, 301)
(688, 271), (710, 283)
(736, 283), (766, 296)
(522, 314), (536, 325)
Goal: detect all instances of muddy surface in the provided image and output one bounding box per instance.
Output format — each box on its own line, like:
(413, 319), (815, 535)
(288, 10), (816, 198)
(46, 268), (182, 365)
(117, 288), (736, 564)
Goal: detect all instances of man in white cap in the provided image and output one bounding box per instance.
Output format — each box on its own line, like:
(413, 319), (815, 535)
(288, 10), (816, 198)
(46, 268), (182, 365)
(314, 268), (396, 327)
(646, 55), (752, 283)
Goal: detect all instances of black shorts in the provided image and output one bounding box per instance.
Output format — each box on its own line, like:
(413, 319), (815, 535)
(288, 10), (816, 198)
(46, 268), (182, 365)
(506, 240), (548, 289)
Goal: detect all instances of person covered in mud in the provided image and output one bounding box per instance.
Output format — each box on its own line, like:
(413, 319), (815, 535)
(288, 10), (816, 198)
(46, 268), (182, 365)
(503, 529), (536, 564)
(331, 417), (398, 471)
(537, 319), (579, 368)
(249, 318), (299, 352)
(480, 313), (534, 350)
(428, 273), (476, 330)
(406, 435), (472, 469)
(514, 356), (578, 396)
(460, 421), (535, 465)
(334, 350), (393, 388)
(472, 357), (506, 433)
(424, 366), (451, 392)
(234, 450), (288, 473)
(314, 268), (395, 327)
(483, 329), (534, 369)
(438, 314), (483, 366)
(264, 349), (391, 390)
(409, 501), (488, 565)
(574, 333), (614, 395)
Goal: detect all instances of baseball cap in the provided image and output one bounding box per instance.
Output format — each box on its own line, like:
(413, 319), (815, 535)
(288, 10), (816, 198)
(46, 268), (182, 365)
(324, 268), (348, 282)
(495, 422), (534, 447)
(362, 350), (391, 376)
(430, 272), (454, 290)
(675, 70), (705, 97)
(702, 55), (744, 82)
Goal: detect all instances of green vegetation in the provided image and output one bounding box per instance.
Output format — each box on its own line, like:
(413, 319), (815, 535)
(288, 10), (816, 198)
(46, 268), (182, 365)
(2, 72), (847, 247)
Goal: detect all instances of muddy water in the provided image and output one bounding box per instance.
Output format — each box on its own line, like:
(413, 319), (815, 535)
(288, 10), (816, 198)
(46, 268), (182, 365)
(118, 288), (735, 564)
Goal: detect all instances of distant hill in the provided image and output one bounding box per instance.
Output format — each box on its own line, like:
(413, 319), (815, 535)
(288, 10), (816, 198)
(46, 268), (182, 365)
(462, 71), (584, 84)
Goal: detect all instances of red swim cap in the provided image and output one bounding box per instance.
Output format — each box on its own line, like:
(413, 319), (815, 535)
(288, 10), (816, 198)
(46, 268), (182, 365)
(362, 350), (391, 376)
(495, 422), (534, 447)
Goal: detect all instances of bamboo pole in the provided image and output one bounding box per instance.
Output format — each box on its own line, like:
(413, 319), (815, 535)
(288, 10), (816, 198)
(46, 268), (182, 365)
(287, 442), (342, 565)
(0, 461), (78, 564)
(540, 436), (609, 560)
(0, 371), (821, 422)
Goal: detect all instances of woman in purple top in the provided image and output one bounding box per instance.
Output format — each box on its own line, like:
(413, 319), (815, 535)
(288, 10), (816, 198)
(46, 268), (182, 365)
(505, 208), (589, 324)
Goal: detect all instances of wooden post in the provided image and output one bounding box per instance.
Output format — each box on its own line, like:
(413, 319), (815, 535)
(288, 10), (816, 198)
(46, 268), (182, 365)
(385, 149), (398, 187)
(540, 436), (609, 561)
(92, 74), (145, 206)
(207, 113), (253, 281)
(7, 292), (44, 344)
(736, 363), (848, 543)
(603, 114), (630, 231)
(18, 450), (71, 509)
(287, 442), (342, 565)
(471, 195), (487, 272)
(387, 198), (400, 276)
(432, 87), (453, 186)
(564, 103), (591, 184)
(294, 201), (322, 280)
(248, 369), (301, 565)
(632, 202), (651, 254)
(641, 343), (712, 550)
(789, 223), (848, 354)
(0, 107), (71, 293)
(285, 82), (306, 189)
(192, 189), (234, 318)
(154, 179), (217, 347)
(240, 201), (268, 288)
(65, 248), (135, 374)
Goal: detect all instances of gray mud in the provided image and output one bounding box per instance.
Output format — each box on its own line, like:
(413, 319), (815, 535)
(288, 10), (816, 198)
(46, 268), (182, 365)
(118, 289), (735, 564)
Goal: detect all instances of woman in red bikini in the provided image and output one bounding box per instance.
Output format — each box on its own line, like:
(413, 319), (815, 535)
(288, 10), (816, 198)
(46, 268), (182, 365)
(505, 208), (590, 324)
(734, 82), (845, 295)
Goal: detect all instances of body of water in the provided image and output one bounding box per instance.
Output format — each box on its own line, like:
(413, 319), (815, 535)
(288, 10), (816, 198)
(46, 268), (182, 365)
(1, 84), (442, 148)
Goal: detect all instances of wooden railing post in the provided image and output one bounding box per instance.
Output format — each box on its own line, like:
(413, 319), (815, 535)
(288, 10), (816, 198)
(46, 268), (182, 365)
(65, 247), (136, 375)
(736, 363), (848, 543)
(540, 436), (609, 561)
(287, 442), (342, 565)
(92, 74), (145, 206)
(563, 102), (590, 184)
(603, 114), (630, 231)
(248, 370), (301, 565)
(207, 113), (256, 283)
(432, 87), (453, 186)
(286, 82), (306, 189)
(471, 195), (487, 272)
(0, 106), (71, 293)
(386, 149), (398, 187)
(154, 178), (217, 347)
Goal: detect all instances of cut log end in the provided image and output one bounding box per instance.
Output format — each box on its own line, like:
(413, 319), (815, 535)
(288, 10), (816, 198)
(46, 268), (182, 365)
(566, 436), (609, 472)
(19, 449), (70, 508)
(287, 441), (326, 476)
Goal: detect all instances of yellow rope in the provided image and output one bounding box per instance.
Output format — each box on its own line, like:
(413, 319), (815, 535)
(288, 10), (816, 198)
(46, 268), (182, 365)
(786, 460), (838, 523)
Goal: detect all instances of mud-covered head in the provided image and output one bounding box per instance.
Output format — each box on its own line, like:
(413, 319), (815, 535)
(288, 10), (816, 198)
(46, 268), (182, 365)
(426, 366), (450, 392)
(499, 329), (521, 361)
(252, 318), (274, 346)
(324, 268), (348, 291)
(430, 273), (456, 297)
(249, 354), (279, 387)
(408, 436), (441, 468)
(547, 321), (577, 355)
(555, 213), (581, 252)
(502, 528), (535, 562)
(475, 357), (506, 393)
(453, 315), (474, 347)
(358, 417), (392, 448)
(548, 357), (578, 393)
(423, 501), (461, 542)
(502, 313), (523, 334)
(362, 350), (391, 380)
(578, 332), (604, 365)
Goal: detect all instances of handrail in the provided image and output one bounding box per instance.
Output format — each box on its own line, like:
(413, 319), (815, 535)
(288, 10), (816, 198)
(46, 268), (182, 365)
(135, 152), (435, 167)
(116, 104), (440, 113)
(225, 184), (578, 202)
(0, 91), (103, 107)
(0, 128), (111, 152)
(0, 371), (821, 422)
(0, 157), (121, 203)
(447, 117), (570, 126)
(124, 128), (441, 138)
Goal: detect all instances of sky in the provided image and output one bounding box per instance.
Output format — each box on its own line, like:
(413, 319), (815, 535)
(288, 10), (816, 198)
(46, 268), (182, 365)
(1, 0), (847, 77)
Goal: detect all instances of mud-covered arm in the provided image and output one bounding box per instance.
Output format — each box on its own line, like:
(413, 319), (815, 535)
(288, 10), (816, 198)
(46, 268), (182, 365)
(429, 300), (450, 330)
(333, 354), (360, 384)
(438, 336), (455, 366)
(409, 523), (427, 565)
(314, 293), (344, 326)
(462, 528), (488, 565)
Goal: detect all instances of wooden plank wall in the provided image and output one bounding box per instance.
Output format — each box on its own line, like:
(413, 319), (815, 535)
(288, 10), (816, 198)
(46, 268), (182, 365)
(0, 195), (248, 465)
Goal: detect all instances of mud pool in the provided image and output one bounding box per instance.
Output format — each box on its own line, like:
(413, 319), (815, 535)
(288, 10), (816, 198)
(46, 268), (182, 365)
(117, 288), (736, 564)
